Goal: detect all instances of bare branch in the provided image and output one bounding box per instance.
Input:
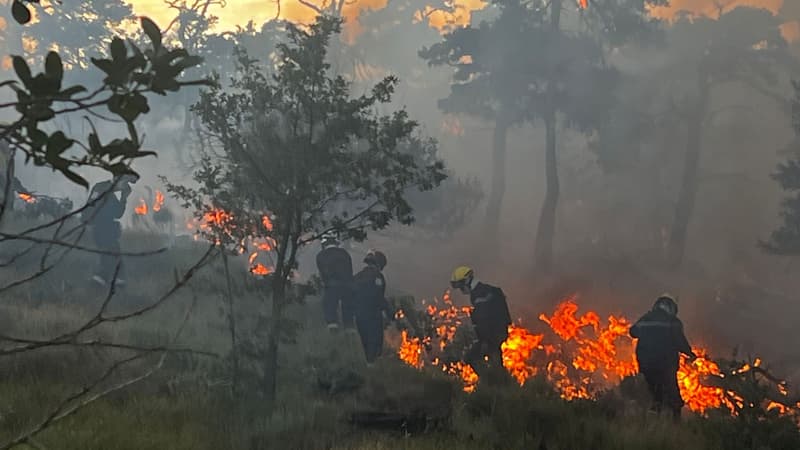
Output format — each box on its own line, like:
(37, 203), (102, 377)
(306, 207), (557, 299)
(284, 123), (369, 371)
(0, 233), (168, 257)
(298, 0), (324, 14)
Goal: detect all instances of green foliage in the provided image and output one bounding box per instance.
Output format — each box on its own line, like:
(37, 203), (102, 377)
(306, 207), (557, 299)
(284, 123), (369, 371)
(2, 17), (209, 188)
(168, 15), (446, 275)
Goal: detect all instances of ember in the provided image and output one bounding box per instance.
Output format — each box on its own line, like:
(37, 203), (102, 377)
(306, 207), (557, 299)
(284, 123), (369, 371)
(134, 199), (148, 215)
(153, 190), (164, 212)
(17, 192), (36, 204)
(188, 207), (277, 277)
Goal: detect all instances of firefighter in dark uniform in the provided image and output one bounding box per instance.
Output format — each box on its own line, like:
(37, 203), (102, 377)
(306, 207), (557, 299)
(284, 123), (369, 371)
(83, 174), (137, 287)
(353, 250), (393, 365)
(315, 235), (354, 331)
(630, 294), (696, 419)
(450, 266), (511, 381)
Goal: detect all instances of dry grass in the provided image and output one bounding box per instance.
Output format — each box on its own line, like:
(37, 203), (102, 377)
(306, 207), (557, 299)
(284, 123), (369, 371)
(0, 229), (796, 449)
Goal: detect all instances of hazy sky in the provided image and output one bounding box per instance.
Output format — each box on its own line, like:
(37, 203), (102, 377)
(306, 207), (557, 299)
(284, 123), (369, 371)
(125, 0), (797, 42)
(129, 0), (487, 40)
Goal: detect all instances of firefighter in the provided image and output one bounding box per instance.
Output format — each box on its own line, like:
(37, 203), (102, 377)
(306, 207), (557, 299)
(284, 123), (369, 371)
(450, 266), (511, 381)
(630, 294), (697, 420)
(83, 174), (137, 287)
(353, 250), (393, 365)
(315, 234), (354, 331)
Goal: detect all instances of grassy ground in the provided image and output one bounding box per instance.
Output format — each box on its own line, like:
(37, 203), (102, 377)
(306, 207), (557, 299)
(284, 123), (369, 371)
(0, 230), (797, 449)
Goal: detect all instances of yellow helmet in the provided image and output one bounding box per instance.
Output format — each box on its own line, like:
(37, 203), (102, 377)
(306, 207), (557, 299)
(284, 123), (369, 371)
(450, 266), (474, 289)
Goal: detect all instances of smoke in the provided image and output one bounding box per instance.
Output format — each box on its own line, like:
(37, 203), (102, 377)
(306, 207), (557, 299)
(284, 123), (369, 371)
(648, 0), (784, 18)
(6, 0), (800, 376)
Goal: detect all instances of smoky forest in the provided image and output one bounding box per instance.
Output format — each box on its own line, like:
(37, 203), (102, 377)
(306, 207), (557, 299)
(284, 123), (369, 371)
(1, 0), (800, 449)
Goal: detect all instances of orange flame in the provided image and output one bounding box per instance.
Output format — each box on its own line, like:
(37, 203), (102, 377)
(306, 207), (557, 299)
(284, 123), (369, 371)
(250, 263), (272, 276)
(17, 192), (36, 204)
(399, 330), (424, 369)
(501, 325), (543, 385)
(396, 296), (797, 417)
(153, 190), (164, 212)
(134, 198), (148, 215)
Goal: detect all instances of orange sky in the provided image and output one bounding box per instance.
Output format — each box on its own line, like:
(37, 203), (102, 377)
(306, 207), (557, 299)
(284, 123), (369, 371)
(648, 0), (798, 41)
(129, 0), (484, 39)
(128, 0), (797, 42)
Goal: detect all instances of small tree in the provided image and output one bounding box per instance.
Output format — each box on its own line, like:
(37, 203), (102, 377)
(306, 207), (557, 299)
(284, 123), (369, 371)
(167, 15), (446, 407)
(763, 81), (800, 255)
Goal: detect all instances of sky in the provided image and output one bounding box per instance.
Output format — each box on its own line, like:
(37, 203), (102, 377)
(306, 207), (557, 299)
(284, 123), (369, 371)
(129, 0), (489, 39)
(125, 0), (798, 42)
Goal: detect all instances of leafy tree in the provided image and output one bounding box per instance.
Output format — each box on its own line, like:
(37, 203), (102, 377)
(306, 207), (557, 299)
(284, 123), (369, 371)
(0, 16), (214, 448)
(762, 81), (800, 255)
(424, 0), (659, 269)
(419, 1), (534, 238)
(1, 17), (206, 194)
(657, 7), (793, 267)
(167, 15), (446, 406)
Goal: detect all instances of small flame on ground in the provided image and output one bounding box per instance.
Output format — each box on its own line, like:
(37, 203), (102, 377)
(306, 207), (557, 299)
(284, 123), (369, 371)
(250, 263), (272, 276)
(153, 190), (164, 212)
(134, 199), (148, 215)
(17, 192), (36, 204)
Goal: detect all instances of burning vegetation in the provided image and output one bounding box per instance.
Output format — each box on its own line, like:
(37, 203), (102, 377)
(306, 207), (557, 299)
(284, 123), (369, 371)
(133, 190), (166, 216)
(184, 207), (276, 276)
(17, 192), (36, 203)
(398, 295), (800, 418)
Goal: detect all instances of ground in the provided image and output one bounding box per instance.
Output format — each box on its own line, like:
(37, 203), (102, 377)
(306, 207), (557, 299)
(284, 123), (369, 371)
(0, 229), (797, 449)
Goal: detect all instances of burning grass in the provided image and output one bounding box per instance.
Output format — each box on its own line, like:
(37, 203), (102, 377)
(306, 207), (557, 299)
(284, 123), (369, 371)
(397, 294), (800, 419)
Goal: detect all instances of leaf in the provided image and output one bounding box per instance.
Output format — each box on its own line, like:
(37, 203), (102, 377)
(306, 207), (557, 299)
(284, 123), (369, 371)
(12, 56), (32, 88)
(91, 57), (114, 75)
(110, 37), (127, 63)
(61, 168), (89, 189)
(11, 0), (31, 25)
(58, 85), (87, 99)
(141, 17), (162, 51)
(107, 93), (149, 123)
(46, 131), (73, 157)
(173, 55), (204, 72)
(44, 51), (63, 88)
(88, 132), (102, 154)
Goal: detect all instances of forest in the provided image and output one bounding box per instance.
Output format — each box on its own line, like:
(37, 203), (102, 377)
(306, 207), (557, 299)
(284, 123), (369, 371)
(1, 0), (800, 448)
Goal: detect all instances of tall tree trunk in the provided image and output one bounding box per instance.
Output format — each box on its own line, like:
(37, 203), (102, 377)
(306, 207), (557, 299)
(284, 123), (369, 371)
(222, 252), (239, 398)
(484, 116), (509, 237)
(534, 111), (559, 272)
(667, 78), (710, 268)
(533, 0), (562, 272)
(263, 276), (284, 409)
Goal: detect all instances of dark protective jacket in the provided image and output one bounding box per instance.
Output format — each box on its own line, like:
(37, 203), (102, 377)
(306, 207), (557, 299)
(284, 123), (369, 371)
(352, 265), (391, 315)
(316, 247), (353, 287)
(630, 308), (693, 371)
(84, 181), (126, 225)
(469, 282), (512, 345)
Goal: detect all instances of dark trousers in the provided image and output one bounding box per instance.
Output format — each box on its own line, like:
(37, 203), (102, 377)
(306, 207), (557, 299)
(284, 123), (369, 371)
(641, 367), (683, 418)
(355, 310), (384, 363)
(92, 221), (122, 283)
(322, 284), (354, 328)
(465, 337), (506, 381)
